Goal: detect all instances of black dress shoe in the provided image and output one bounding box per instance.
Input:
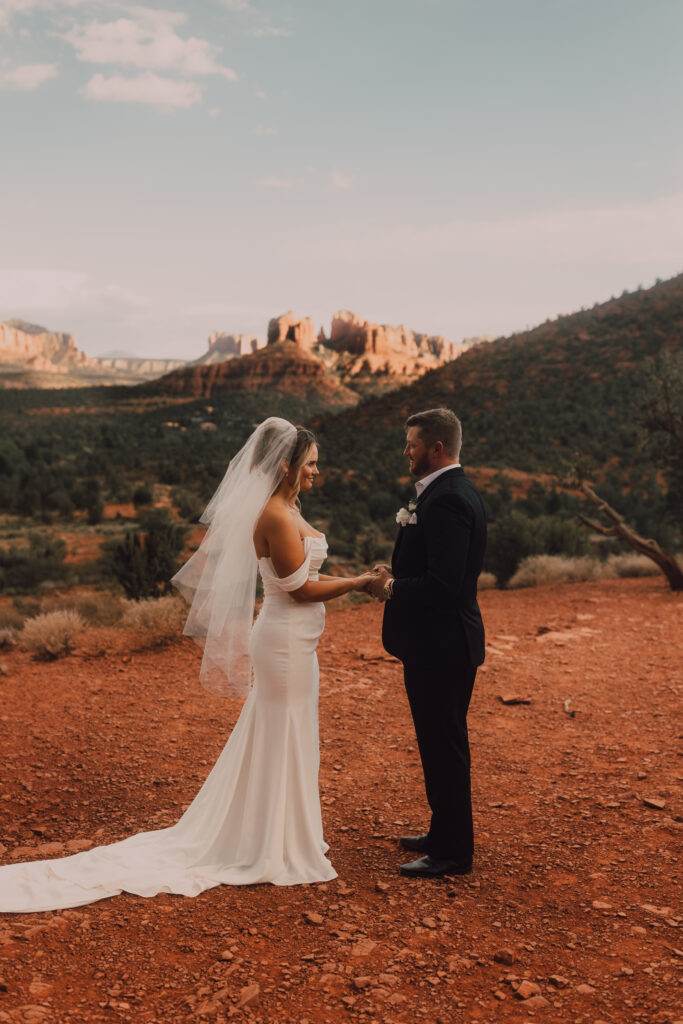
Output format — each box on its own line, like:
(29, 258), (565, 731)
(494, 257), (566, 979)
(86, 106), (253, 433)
(399, 855), (473, 878)
(399, 834), (430, 853)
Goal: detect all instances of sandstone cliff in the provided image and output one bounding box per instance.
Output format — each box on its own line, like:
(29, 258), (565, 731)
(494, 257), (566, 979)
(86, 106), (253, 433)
(0, 318), (193, 387)
(94, 356), (186, 377)
(194, 332), (266, 365)
(146, 341), (359, 406)
(268, 312), (317, 350)
(320, 310), (485, 388)
(0, 319), (95, 373)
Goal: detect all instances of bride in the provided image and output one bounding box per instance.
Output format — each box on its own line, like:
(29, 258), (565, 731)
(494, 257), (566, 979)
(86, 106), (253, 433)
(0, 417), (375, 913)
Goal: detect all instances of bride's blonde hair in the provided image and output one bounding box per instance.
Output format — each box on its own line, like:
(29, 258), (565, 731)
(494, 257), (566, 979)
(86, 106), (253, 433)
(288, 426), (317, 497)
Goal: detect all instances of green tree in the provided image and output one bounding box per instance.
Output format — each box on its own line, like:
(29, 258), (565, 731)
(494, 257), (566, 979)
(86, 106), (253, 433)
(102, 510), (187, 600)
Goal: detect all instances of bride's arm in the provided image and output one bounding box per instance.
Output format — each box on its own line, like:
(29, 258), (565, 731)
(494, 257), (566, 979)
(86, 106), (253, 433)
(266, 513), (374, 603)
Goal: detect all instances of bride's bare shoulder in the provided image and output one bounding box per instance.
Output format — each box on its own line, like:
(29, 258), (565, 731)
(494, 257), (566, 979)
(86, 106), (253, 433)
(257, 497), (293, 533)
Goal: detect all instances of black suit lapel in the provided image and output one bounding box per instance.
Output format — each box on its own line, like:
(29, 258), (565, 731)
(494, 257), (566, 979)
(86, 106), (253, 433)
(415, 466), (464, 508)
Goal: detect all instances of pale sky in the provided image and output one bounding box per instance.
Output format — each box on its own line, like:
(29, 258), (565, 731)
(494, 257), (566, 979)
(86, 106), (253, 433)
(1, 0), (682, 359)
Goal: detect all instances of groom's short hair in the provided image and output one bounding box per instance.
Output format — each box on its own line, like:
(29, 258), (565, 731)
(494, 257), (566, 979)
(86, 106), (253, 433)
(406, 408), (462, 458)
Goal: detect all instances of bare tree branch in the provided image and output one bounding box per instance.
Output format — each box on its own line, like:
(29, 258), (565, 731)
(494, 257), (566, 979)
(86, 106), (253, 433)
(576, 478), (683, 592)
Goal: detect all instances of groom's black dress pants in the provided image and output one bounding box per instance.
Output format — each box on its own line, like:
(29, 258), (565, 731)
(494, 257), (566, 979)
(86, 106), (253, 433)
(403, 657), (477, 863)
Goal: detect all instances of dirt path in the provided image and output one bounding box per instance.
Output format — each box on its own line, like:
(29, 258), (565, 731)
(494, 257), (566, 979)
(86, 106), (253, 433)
(0, 577), (680, 1024)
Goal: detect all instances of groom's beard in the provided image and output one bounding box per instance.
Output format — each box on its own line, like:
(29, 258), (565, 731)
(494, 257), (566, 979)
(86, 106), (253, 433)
(410, 454), (431, 478)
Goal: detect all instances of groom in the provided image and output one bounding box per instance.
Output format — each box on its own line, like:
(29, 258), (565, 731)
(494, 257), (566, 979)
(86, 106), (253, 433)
(367, 408), (487, 878)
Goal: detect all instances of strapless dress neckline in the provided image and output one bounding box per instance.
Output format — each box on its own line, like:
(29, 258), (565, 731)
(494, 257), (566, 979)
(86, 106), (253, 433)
(258, 533), (326, 566)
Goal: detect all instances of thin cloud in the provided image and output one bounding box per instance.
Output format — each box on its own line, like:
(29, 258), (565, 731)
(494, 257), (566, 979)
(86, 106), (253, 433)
(331, 170), (356, 190)
(82, 72), (203, 110)
(0, 0), (91, 28)
(63, 9), (237, 80)
(253, 124), (277, 135)
(218, 0), (291, 39)
(0, 62), (58, 89)
(288, 192), (683, 269)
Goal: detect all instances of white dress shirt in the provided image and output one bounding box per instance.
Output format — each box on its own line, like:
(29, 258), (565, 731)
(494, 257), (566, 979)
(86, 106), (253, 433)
(415, 463), (461, 497)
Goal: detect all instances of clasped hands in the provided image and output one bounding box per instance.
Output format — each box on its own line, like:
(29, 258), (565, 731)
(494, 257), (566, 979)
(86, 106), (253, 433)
(360, 563), (393, 602)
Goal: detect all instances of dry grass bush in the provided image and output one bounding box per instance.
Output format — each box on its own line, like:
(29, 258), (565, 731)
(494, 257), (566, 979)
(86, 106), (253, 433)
(20, 609), (84, 660)
(0, 606), (26, 631)
(68, 592), (126, 626)
(508, 555), (605, 589)
(604, 553), (659, 578)
(0, 627), (18, 649)
(478, 571), (497, 590)
(121, 596), (187, 648)
(508, 551), (677, 589)
(37, 591), (124, 626)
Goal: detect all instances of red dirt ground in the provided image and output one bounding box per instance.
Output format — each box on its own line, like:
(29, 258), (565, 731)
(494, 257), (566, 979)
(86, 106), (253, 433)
(0, 577), (680, 1024)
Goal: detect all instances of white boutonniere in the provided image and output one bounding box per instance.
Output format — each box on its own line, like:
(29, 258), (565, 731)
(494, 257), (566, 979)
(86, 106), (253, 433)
(396, 500), (418, 527)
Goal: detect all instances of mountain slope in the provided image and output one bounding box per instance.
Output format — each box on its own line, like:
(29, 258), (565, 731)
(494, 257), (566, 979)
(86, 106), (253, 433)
(144, 340), (359, 407)
(313, 274), (683, 482)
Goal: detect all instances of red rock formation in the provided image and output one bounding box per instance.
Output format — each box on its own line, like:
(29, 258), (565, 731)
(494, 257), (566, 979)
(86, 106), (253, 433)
(0, 319), (95, 373)
(324, 310), (469, 382)
(147, 341), (358, 406)
(267, 312), (317, 350)
(195, 332), (266, 365)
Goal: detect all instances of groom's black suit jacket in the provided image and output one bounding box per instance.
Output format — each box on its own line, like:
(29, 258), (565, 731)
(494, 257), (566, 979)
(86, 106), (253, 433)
(382, 467), (487, 667)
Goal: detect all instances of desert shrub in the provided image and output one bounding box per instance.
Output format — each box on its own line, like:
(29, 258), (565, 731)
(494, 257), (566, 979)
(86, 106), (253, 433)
(74, 592), (126, 625)
(0, 533), (69, 593)
(604, 553), (659, 578)
(485, 512), (591, 587)
(508, 555), (604, 589)
(87, 501), (104, 525)
(0, 627), (18, 648)
(356, 528), (393, 565)
(325, 535), (355, 559)
(477, 571), (497, 590)
(47, 592), (125, 626)
(20, 609), (83, 660)
(0, 606), (25, 631)
(484, 511), (539, 587)
(170, 487), (203, 522)
(133, 483), (154, 508)
(121, 595), (187, 647)
(101, 510), (188, 600)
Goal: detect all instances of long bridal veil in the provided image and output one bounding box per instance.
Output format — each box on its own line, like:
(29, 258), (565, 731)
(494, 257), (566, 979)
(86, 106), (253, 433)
(0, 414), (337, 913)
(172, 416), (296, 698)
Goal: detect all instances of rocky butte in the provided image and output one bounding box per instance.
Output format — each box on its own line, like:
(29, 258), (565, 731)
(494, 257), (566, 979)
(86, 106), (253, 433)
(0, 319), (95, 374)
(316, 311), (491, 394)
(0, 319), (186, 386)
(146, 336), (359, 406)
(148, 309), (489, 402)
(193, 332), (267, 365)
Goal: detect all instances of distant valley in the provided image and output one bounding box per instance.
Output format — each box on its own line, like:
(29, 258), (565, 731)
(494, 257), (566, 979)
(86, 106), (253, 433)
(0, 310), (490, 398)
(0, 274), (680, 595)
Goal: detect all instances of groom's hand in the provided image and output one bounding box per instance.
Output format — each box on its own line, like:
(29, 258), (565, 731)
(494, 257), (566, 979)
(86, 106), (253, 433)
(366, 566), (391, 601)
(373, 563), (392, 574)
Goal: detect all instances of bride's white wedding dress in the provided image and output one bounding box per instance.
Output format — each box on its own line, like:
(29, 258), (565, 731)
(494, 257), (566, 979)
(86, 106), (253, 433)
(0, 535), (336, 914)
